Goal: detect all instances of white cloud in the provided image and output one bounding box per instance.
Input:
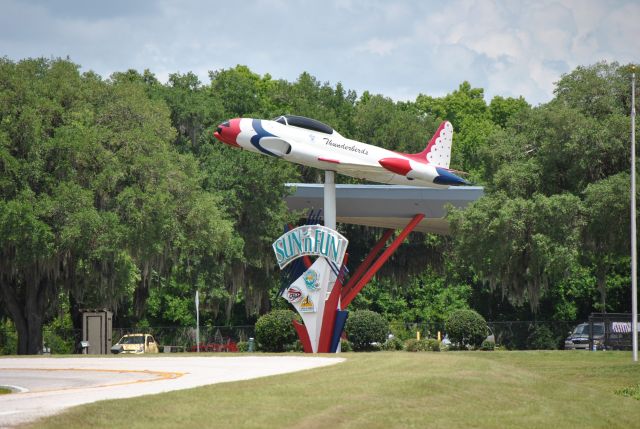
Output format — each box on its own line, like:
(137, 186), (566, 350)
(466, 32), (524, 60)
(357, 38), (400, 56)
(1, 0), (638, 105)
(598, 2), (640, 60)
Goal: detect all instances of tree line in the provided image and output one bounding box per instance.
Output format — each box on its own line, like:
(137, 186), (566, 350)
(0, 57), (636, 354)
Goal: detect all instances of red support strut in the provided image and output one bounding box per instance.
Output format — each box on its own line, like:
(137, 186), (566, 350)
(341, 229), (394, 301)
(292, 320), (313, 353)
(341, 214), (425, 309)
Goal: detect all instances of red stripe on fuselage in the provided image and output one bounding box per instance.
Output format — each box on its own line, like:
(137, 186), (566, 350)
(318, 157), (340, 164)
(379, 157), (411, 176)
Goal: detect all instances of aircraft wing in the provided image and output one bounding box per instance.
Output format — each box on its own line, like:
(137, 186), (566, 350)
(317, 157), (382, 173)
(317, 157), (396, 183)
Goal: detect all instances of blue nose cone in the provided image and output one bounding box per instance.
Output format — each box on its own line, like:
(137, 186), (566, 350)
(434, 167), (469, 186)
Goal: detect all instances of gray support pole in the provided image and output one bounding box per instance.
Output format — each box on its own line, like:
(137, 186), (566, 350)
(196, 290), (200, 354)
(324, 170), (338, 352)
(324, 170), (336, 230)
(632, 69), (637, 362)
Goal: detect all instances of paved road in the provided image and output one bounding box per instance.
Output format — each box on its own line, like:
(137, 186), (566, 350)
(0, 355), (344, 428)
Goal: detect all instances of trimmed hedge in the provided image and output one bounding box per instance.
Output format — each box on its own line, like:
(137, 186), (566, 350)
(340, 338), (353, 352)
(255, 310), (299, 352)
(346, 310), (389, 351)
(381, 336), (404, 351)
(404, 338), (440, 352)
(480, 339), (495, 351)
(445, 309), (488, 348)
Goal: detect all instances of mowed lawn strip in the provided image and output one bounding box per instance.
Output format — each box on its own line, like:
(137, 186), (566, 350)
(29, 351), (640, 429)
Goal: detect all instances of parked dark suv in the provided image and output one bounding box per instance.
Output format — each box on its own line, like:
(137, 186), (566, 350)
(564, 323), (605, 350)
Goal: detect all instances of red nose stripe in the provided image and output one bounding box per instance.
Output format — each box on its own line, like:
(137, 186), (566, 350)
(379, 158), (411, 176)
(214, 119), (241, 147)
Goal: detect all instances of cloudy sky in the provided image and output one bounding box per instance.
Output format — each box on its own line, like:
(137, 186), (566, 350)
(1, 0), (638, 105)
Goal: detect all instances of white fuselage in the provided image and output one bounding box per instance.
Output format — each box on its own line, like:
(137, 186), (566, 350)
(213, 116), (467, 188)
(235, 118), (446, 187)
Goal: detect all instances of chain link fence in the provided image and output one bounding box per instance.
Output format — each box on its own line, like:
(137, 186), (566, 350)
(0, 325), (255, 355)
(587, 313), (639, 351)
(4, 318), (636, 354)
(112, 326), (255, 352)
(395, 320), (577, 350)
(487, 321), (575, 350)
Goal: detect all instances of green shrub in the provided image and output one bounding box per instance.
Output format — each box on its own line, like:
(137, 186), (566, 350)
(388, 320), (412, 341)
(381, 336), (404, 351)
(43, 313), (75, 354)
(527, 325), (558, 350)
(445, 343), (461, 351)
(255, 310), (299, 352)
(405, 338), (440, 352)
(0, 320), (18, 355)
(445, 309), (488, 349)
(237, 341), (248, 352)
(345, 310), (389, 351)
(404, 338), (420, 351)
(615, 384), (640, 400)
(284, 340), (303, 352)
(340, 338), (353, 352)
(425, 338), (440, 351)
(43, 330), (74, 354)
(481, 339), (495, 351)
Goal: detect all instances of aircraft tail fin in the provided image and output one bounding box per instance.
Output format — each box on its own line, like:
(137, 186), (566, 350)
(414, 121), (453, 168)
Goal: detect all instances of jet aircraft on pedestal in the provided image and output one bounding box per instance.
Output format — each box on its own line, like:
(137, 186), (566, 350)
(214, 115), (468, 188)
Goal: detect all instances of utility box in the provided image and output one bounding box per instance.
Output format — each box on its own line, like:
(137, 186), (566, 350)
(82, 310), (113, 354)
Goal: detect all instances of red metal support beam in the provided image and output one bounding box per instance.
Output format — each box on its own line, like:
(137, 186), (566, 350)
(317, 254), (349, 352)
(317, 256), (348, 353)
(292, 320), (313, 353)
(341, 228), (394, 301)
(341, 214), (425, 309)
(303, 255), (313, 269)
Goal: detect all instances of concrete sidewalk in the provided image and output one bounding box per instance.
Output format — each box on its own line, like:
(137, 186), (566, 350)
(0, 355), (344, 427)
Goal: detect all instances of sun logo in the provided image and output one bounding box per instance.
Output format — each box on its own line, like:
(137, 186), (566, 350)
(303, 269), (319, 291)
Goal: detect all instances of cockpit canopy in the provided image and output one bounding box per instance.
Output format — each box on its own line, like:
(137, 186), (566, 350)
(273, 115), (334, 134)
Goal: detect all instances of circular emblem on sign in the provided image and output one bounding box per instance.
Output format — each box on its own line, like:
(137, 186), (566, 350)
(303, 269), (319, 291)
(286, 286), (303, 303)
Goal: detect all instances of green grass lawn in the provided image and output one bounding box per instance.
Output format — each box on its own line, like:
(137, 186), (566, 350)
(28, 351), (640, 429)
